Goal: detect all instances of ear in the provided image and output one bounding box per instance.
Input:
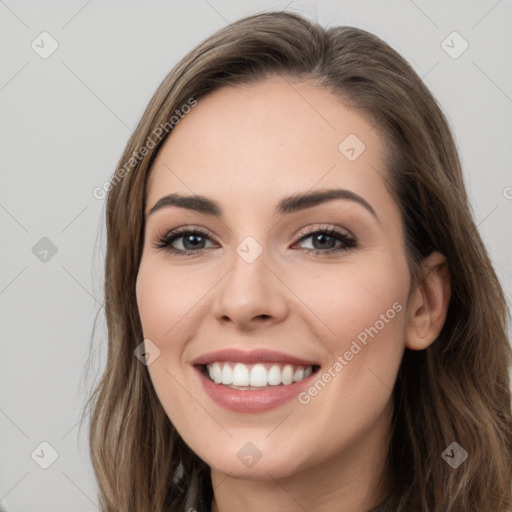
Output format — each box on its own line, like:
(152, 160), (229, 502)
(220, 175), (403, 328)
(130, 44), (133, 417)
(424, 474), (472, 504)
(405, 251), (451, 350)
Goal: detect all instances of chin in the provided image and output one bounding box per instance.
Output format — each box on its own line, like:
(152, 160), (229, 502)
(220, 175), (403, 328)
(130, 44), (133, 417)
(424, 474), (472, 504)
(201, 441), (313, 481)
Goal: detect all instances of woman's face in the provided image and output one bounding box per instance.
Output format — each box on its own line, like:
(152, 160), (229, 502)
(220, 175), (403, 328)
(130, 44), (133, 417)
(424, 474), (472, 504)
(136, 77), (412, 480)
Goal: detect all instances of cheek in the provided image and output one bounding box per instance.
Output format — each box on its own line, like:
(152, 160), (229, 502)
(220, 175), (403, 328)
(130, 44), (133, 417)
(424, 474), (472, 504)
(327, 274), (404, 344)
(286, 262), (407, 457)
(289, 253), (409, 406)
(136, 258), (205, 341)
(135, 260), (202, 436)
(291, 256), (408, 346)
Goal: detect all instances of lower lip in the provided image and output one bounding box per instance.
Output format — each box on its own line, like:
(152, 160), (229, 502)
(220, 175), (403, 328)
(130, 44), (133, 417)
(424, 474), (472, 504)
(195, 366), (318, 413)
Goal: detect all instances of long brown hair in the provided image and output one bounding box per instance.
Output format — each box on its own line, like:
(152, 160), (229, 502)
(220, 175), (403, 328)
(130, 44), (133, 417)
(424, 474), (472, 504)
(81, 10), (512, 511)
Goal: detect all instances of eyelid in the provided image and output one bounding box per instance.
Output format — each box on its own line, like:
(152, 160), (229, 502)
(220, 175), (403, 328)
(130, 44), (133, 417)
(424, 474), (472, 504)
(151, 225), (218, 249)
(152, 222), (357, 256)
(295, 223), (354, 240)
(156, 224), (216, 240)
(154, 223), (351, 243)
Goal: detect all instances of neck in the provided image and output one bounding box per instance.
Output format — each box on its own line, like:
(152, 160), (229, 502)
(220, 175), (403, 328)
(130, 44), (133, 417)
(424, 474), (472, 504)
(210, 401), (394, 512)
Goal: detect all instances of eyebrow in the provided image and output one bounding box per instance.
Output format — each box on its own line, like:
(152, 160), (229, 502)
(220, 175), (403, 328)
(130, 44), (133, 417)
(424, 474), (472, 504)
(146, 188), (379, 223)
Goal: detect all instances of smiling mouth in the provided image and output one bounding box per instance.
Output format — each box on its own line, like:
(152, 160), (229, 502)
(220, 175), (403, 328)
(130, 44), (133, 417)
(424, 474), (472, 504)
(200, 361), (321, 390)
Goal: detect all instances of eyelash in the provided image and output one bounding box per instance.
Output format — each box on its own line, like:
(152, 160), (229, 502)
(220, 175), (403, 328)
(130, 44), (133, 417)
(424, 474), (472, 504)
(152, 225), (357, 258)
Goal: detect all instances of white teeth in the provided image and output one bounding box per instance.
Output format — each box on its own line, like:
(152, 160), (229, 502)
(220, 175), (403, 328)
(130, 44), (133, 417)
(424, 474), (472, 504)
(281, 364), (294, 385)
(293, 367), (304, 382)
(221, 364), (233, 385)
(267, 364), (282, 385)
(232, 363), (250, 386)
(249, 364), (267, 386)
(205, 361), (315, 387)
(212, 362), (222, 384)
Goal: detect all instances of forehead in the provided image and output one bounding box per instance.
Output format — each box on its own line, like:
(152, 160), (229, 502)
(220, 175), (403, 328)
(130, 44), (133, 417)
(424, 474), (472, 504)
(146, 77), (395, 222)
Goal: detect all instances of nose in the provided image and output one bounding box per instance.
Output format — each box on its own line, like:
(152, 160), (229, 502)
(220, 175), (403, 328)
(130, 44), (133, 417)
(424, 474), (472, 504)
(212, 245), (289, 331)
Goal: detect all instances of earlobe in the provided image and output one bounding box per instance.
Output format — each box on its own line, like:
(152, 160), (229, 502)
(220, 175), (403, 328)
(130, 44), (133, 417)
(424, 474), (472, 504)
(405, 252), (451, 351)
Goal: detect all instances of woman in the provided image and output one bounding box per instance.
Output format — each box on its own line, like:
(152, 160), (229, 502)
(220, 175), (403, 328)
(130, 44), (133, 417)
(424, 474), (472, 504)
(82, 10), (512, 512)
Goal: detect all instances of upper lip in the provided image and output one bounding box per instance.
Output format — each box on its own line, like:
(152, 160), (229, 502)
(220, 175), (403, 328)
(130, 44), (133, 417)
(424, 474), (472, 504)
(192, 348), (320, 367)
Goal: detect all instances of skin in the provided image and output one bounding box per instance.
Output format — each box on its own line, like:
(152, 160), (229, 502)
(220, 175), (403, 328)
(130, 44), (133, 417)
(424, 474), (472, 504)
(135, 76), (451, 512)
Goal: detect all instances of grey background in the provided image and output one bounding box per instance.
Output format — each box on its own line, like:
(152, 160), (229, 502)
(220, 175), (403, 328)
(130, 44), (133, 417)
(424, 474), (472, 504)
(1, 0), (511, 510)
